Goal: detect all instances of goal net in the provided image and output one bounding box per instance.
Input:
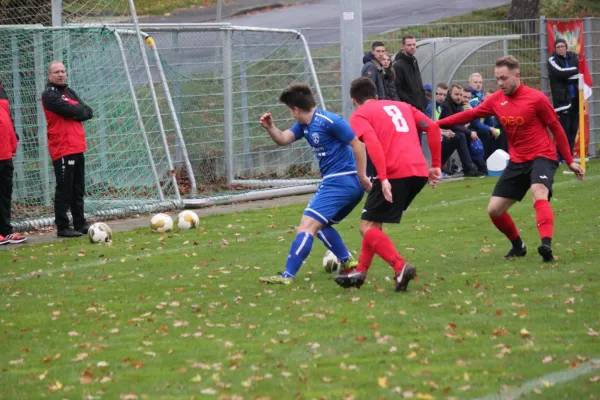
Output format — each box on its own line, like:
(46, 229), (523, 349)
(0, 1), (183, 230)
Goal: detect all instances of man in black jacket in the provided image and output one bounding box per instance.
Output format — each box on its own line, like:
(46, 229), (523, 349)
(42, 61), (94, 238)
(548, 38), (579, 159)
(439, 84), (484, 177)
(393, 35), (427, 112)
(361, 41), (388, 100)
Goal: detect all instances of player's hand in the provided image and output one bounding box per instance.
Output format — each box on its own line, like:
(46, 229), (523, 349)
(428, 167), (442, 188)
(358, 174), (372, 193)
(568, 162), (585, 181)
(470, 131), (478, 141)
(259, 113), (274, 130)
(381, 179), (393, 203)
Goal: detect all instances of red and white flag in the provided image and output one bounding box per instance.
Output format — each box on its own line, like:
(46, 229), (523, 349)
(578, 53), (593, 99)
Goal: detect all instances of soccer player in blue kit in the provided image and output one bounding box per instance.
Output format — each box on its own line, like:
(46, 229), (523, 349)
(258, 83), (368, 284)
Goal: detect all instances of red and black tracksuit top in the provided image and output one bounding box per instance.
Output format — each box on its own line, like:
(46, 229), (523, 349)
(0, 83), (18, 161)
(41, 82), (93, 161)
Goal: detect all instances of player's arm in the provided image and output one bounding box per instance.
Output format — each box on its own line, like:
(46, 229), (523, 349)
(437, 97), (494, 128)
(537, 95), (574, 165)
(410, 106), (443, 187)
(259, 113), (298, 146)
(411, 107), (441, 168)
(349, 114), (388, 181)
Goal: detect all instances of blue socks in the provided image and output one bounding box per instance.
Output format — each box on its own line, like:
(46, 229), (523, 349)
(317, 226), (352, 264)
(284, 232), (314, 277)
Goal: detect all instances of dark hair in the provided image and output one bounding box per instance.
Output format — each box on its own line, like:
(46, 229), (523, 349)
(496, 56), (520, 71)
(485, 88), (495, 94)
(402, 34), (415, 44)
(372, 41), (385, 50)
(449, 83), (463, 93)
(279, 83), (317, 111)
(462, 86), (471, 93)
(436, 82), (449, 91)
(350, 77), (377, 105)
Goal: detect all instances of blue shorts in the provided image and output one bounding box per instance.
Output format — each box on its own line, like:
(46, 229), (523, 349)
(304, 173), (364, 225)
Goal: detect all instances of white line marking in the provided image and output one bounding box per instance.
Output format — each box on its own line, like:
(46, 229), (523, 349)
(477, 358), (600, 400)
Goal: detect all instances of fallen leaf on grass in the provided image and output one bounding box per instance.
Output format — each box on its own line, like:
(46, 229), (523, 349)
(378, 376), (388, 388)
(72, 353), (88, 362)
(120, 395), (138, 400)
(542, 356), (553, 364)
(406, 351), (417, 359)
(520, 328), (531, 338)
(68, 331), (80, 337)
(131, 360), (144, 369)
(80, 369), (94, 384)
(190, 374), (202, 383)
(589, 376), (600, 383)
(416, 393), (435, 399)
(9, 358), (24, 365)
(48, 380), (63, 392)
(38, 370), (48, 380)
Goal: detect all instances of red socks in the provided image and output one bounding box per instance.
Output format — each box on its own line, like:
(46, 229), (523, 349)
(534, 200), (554, 241)
(357, 228), (405, 274)
(490, 212), (520, 241)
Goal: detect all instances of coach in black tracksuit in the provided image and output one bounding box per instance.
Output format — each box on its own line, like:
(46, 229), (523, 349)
(548, 38), (579, 159)
(42, 61), (93, 238)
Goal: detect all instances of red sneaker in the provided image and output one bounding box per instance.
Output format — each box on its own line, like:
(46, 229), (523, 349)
(0, 235), (9, 245)
(5, 233), (27, 244)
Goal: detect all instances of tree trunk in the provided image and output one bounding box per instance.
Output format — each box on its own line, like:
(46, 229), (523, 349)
(507, 0), (541, 20)
(0, 0), (51, 25)
(507, 0), (540, 35)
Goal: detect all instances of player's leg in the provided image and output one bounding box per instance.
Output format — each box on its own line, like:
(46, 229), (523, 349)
(489, 162), (530, 258)
(530, 157), (559, 262)
(71, 153), (88, 234)
(259, 215), (322, 284)
(336, 177), (426, 292)
(316, 175), (364, 271)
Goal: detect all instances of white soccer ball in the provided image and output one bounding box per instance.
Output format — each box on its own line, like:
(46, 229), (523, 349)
(176, 210), (199, 230)
(88, 222), (112, 244)
(150, 213), (173, 233)
(323, 250), (341, 273)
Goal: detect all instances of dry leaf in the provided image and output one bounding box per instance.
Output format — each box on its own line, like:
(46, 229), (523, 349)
(72, 352), (88, 362)
(589, 376), (600, 383)
(406, 351), (417, 359)
(132, 360), (144, 369)
(190, 374), (202, 383)
(378, 376), (388, 388)
(542, 356), (553, 364)
(520, 328), (531, 338)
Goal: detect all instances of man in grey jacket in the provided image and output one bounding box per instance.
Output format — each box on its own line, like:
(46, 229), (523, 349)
(361, 41), (389, 100)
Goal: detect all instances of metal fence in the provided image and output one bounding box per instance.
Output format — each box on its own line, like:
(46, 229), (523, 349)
(302, 17), (599, 157)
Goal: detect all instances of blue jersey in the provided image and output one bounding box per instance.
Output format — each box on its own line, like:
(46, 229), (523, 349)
(289, 108), (357, 179)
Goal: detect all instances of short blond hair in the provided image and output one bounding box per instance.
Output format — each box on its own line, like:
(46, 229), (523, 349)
(496, 56), (519, 71)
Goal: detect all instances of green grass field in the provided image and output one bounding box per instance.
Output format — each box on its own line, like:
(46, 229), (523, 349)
(1, 163), (599, 399)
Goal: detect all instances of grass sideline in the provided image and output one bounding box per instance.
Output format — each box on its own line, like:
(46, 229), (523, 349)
(1, 161), (599, 399)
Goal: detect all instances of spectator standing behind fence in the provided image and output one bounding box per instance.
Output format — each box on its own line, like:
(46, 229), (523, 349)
(361, 42), (389, 100)
(42, 61), (94, 238)
(0, 82), (27, 245)
(439, 84), (484, 177)
(393, 35), (427, 112)
(548, 38), (579, 160)
(381, 53), (399, 101)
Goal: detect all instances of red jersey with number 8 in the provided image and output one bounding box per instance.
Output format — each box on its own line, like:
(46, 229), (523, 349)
(350, 100), (441, 180)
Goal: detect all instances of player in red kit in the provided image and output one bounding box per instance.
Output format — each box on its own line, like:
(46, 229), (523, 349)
(437, 56), (584, 262)
(335, 77), (442, 292)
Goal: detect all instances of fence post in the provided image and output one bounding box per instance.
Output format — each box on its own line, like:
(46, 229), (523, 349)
(340, 0), (363, 120)
(34, 33), (52, 207)
(223, 28), (234, 184)
(172, 30), (183, 169)
(240, 47), (252, 173)
(584, 17), (596, 158)
(503, 39), (509, 56)
(11, 35), (26, 200)
(539, 15), (548, 94)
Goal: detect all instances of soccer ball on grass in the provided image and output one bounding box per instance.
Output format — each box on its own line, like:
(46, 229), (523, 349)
(150, 213), (173, 233)
(176, 210), (199, 230)
(88, 222), (112, 244)
(323, 250), (341, 273)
